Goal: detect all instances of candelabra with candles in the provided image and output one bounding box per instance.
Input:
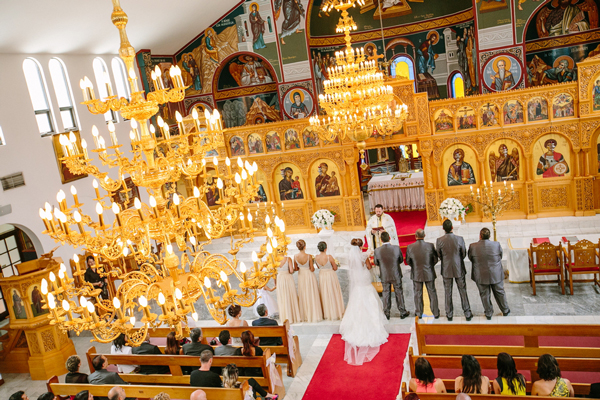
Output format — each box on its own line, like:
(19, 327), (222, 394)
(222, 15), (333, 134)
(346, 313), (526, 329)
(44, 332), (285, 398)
(37, 0), (290, 345)
(469, 180), (515, 241)
(309, 0), (408, 168)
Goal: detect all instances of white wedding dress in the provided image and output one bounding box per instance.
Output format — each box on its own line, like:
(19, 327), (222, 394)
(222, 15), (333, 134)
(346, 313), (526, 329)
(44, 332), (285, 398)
(339, 245), (389, 365)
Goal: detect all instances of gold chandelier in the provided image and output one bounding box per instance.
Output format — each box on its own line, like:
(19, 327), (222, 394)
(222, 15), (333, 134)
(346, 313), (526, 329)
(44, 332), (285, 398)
(309, 0), (409, 166)
(37, 0), (289, 345)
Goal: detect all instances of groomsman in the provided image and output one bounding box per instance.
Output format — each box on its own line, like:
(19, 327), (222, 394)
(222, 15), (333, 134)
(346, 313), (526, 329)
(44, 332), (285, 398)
(374, 231), (410, 320)
(436, 220), (473, 321)
(406, 229), (440, 319)
(468, 227), (510, 320)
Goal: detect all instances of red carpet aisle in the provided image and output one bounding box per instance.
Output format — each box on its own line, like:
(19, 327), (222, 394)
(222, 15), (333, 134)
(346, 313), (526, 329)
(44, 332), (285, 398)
(389, 210), (427, 256)
(302, 334), (410, 400)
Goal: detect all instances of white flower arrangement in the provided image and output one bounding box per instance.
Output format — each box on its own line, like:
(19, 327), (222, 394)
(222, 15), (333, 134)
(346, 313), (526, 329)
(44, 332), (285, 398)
(439, 198), (466, 221)
(311, 209), (336, 230)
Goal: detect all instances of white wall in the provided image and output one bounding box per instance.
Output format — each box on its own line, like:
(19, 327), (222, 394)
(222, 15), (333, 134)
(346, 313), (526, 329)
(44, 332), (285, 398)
(0, 52), (134, 266)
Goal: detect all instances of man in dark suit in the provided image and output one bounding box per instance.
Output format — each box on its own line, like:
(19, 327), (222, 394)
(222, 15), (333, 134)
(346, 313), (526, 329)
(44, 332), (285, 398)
(468, 227), (510, 320)
(252, 304), (282, 346)
(182, 328), (214, 374)
(374, 231), (410, 320)
(132, 334), (170, 374)
(406, 229), (439, 319)
(88, 356), (129, 398)
(436, 220), (473, 321)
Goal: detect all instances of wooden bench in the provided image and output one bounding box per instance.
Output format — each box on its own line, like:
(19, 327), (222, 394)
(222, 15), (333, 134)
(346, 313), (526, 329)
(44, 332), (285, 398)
(47, 376), (248, 400)
(415, 318), (600, 358)
(151, 319), (302, 377)
(400, 382), (576, 400)
(407, 347), (598, 396)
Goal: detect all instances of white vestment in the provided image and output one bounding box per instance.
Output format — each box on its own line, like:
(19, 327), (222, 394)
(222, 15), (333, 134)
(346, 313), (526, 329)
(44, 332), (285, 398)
(365, 213), (399, 249)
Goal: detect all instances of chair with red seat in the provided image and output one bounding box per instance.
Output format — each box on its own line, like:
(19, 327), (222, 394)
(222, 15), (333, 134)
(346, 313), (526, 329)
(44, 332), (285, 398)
(562, 239), (600, 295)
(528, 241), (565, 295)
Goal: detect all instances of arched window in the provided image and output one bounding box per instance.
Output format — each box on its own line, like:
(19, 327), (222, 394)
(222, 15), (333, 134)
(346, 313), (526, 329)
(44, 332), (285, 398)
(450, 72), (465, 99)
(48, 58), (78, 132)
(390, 56), (415, 81)
(111, 57), (131, 101)
(23, 58), (55, 135)
(0, 126), (5, 146)
(92, 57), (118, 123)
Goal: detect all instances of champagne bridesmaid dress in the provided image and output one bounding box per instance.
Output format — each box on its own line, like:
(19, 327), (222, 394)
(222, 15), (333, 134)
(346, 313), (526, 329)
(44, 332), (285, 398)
(316, 257), (345, 320)
(295, 256), (323, 323)
(276, 258), (302, 324)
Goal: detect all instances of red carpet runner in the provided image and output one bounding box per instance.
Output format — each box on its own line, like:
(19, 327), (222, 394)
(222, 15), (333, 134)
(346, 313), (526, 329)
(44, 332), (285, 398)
(302, 333), (410, 400)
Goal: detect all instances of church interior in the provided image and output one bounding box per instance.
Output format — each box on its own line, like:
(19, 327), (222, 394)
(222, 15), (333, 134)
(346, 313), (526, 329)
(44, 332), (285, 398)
(1, 0), (600, 399)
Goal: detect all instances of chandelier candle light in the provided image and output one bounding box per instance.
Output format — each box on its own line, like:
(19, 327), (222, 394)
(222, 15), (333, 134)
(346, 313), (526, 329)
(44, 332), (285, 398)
(309, 0), (409, 168)
(469, 180), (515, 241)
(37, 0), (290, 345)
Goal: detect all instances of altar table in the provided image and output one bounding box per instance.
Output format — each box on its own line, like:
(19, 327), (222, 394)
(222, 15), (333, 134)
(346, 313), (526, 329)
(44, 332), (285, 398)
(507, 235), (599, 283)
(367, 171), (425, 212)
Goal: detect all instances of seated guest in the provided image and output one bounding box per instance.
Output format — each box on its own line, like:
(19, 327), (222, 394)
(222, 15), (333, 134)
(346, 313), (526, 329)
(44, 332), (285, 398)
(190, 350), (222, 388)
(215, 330), (237, 356)
(405, 394), (420, 400)
(88, 355), (129, 385)
(409, 357), (447, 393)
(455, 355), (490, 394)
(164, 332), (181, 355)
(531, 354), (574, 397)
(226, 305), (248, 346)
(223, 363), (278, 399)
(493, 352), (526, 395)
(190, 390), (207, 400)
(252, 304), (282, 346)
(152, 393), (170, 400)
(456, 394), (471, 400)
(182, 328), (214, 374)
(234, 330), (264, 377)
(132, 333), (170, 375)
(37, 394), (54, 400)
(9, 392), (29, 400)
(74, 391), (93, 400)
(65, 355), (88, 383)
(107, 386), (126, 400)
(111, 333), (138, 374)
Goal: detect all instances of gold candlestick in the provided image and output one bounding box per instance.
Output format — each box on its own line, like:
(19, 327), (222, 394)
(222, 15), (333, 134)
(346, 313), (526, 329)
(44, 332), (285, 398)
(470, 184), (515, 241)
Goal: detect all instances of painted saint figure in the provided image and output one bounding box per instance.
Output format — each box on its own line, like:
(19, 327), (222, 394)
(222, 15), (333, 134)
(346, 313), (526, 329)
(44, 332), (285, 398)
(594, 79), (600, 110)
(279, 167), (304, 200)
(489, 144), (519, 182)
(542, 59), (576, 84)
(205, 28), (219, 64)
(249, 3), (267, 50)
(417, 36), (437, 75)
(31, 285), (44, 315)
(12, 290), (26, 319)
(182, 54), (202, 91)
(536, 139), (569, 177)
(290, 91), (310, 119)
(315, 162), (340, 197)
(543, 0), (590, 37)
(490, 59), (515, 91)
(274, 0), (305, 45)
(447, 148), (476, 186)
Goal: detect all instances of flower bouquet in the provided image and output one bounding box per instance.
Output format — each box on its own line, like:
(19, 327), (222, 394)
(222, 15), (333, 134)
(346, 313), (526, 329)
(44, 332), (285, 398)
(439, 198), (466, 222)
(311, 209), (335, 230)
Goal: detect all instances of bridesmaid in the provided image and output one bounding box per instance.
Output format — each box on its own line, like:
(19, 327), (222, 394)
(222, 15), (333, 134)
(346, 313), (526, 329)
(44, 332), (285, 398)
(294, 240), (323, 323)
(226, 305), (248, 346)
(275, 256), (302, 324)
(314, 241), (345, 320)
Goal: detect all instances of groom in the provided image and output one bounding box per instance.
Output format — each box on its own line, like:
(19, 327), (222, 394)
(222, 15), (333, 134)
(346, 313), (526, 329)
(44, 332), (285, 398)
(373, 232), (410, 320)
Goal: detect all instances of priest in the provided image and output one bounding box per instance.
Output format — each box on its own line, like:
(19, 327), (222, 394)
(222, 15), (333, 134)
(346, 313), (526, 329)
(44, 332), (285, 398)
(366, 204), (399, 250)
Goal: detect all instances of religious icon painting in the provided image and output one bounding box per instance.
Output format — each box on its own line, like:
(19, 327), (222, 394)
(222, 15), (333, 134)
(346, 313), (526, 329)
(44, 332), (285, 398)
(266, 131), (282, 152)
(248, 133), (264, 154)
(457, 106), (476, 130)
(479, 0), (508, 13)
(11, 289), (27, 319)
(593, 75), (600, 111)
(434, 109), (454, 132)
(219, 54), (275, 89)
(503, 100), (524, 125)
(488, 140), (520, 182)
(553, 93), (575, 118)
(284, 129), (301, 150)
(534, 134), (571, 179)
(311, 159), (341, 198)
(250, 169), (269, 203)
(480, 103), (500, 127)
(204, 169), (221, 206)
(283, 88), (314, 119)
(532, 0), (598, 39)
(527, 97), (549, 121)
(229, 135), (246, 156)
(51, 131), (88, 184)
(302, 127), (320, 148)
(482, 55), (522, 92)
(28, 284), (49, 318)
(445, 146), (477, 186)
(277, 162), (304, 201)
(323, 135), (340, 145)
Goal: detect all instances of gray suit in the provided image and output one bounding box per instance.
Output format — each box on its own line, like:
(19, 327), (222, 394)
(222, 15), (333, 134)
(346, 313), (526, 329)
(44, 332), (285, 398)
(406, 240), (439, 318)
(374, 242), (407, 316)
(436, 232), (472, 319)
(468, 239), (510, 317)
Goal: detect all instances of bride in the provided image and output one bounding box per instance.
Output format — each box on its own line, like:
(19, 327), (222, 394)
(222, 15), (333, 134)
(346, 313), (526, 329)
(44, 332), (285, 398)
(339, 238), (389, 365)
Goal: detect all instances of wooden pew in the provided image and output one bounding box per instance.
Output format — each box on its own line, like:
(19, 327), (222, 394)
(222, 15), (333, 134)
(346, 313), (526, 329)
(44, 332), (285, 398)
(400, 382), (575, 400)
(415, 318), (600, 358)
(407, 347), (596, 396)
(150, 319), (303, 377)
(86, 346), (285, 398)
(47, 376), (248, 400)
